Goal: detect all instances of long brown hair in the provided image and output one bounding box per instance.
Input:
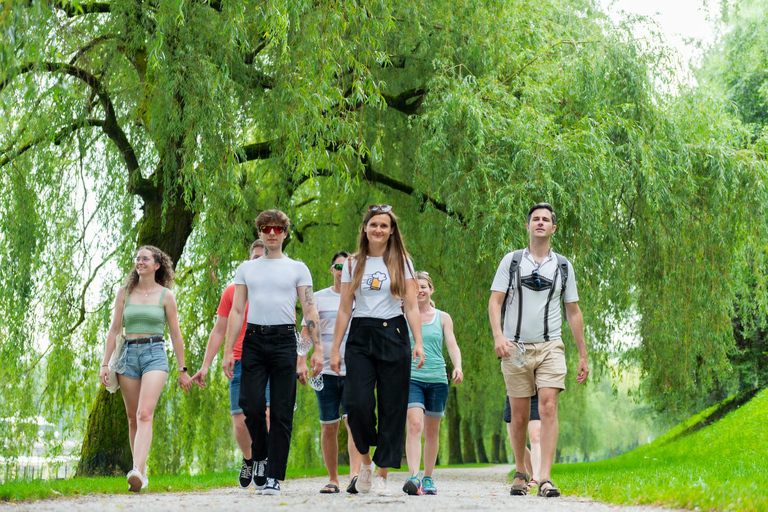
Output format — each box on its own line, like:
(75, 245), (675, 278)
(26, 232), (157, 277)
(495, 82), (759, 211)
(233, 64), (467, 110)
(125, 245), (175, 294)
(350, 209), (414, 300)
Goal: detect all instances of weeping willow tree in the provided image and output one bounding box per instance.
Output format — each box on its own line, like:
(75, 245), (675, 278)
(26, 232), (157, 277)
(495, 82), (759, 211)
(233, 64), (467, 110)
(1, 0), (767, 475)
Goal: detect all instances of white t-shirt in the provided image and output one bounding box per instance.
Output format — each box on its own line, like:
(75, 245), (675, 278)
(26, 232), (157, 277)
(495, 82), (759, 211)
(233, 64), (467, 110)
(342, 255), (414, 319)
(234, 256), (312, 325)
(490, 248), (578, 343)
(301, 287), (348, 376)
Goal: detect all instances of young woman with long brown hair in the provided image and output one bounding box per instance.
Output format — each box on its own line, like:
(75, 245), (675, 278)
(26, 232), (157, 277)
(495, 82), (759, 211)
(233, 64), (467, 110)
(330, 204), (425, 496)
(99, 245), (193, 492)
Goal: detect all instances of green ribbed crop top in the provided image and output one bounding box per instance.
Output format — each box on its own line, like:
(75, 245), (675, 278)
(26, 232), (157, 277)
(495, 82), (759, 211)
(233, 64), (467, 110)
(124, 288), (168, 335)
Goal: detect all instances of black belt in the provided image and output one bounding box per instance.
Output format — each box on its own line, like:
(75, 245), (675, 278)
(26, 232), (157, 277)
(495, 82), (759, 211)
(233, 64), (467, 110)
(247, 323), (295, 335)
(125, 335), (164, 345)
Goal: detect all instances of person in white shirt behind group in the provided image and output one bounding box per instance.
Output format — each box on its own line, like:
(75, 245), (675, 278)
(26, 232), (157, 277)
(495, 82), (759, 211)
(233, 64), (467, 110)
(331, 204), (425, 496)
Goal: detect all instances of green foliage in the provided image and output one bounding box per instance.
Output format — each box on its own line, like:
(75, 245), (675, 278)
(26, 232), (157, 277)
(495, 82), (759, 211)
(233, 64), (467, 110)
(553, 388), (768, 511)
(1, 0), (767, 474)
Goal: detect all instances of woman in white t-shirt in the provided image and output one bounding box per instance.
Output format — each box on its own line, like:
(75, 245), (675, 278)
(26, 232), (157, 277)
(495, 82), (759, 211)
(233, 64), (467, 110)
(330, 204), (425, 496)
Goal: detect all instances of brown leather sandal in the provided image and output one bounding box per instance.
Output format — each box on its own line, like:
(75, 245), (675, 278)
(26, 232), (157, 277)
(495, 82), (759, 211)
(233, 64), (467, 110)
(537, 478), (561, 498)
(510, 471), (530, 496)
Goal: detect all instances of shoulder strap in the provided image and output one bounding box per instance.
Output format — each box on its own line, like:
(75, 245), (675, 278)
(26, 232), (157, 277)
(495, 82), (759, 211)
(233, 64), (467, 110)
(120, 289), (128, 332)
(159, 287), (168, 305)
(500, 250), (524, 328)
(554, 253), (569, 322)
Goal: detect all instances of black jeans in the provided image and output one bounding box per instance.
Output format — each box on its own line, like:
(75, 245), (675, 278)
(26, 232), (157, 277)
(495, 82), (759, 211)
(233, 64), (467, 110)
(239, 324), (297, 480)
(343, 315), (411, 469)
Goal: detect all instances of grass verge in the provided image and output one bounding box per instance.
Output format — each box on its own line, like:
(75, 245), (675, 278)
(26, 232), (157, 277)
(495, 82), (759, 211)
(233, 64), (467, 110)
(551, 388), (768, 511)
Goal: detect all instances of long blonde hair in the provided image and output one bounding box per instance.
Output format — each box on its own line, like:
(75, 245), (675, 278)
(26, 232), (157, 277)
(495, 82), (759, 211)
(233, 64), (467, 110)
(351, 209), (413, 300)
(125, 245), (175, 294)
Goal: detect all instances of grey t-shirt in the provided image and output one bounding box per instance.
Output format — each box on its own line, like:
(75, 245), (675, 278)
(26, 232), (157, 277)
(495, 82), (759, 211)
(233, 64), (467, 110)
(301, 286), (348, 376)
(234, 256), (312, 326)
(490, 248), (578, 343)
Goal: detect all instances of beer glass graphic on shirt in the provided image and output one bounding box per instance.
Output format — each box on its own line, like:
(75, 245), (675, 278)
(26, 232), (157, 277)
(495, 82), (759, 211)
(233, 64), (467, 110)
(364, 271), (387, 290)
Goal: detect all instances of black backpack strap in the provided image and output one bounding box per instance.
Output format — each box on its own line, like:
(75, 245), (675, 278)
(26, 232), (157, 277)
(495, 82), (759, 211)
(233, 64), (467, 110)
(542, 265), (560, 341)
(500, 250), (524, 330)
(514, 265), (523, 342)
(555, 252), (569, 322)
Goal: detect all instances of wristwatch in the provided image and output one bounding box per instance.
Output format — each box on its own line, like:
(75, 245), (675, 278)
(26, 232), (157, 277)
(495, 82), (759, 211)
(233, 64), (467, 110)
(179, 366), (187, 373)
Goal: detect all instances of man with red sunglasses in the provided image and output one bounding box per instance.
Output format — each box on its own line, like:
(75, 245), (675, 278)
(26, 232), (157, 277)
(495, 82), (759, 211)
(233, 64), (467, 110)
(488, 203), (589, 498)
(223, 209), (323, 496)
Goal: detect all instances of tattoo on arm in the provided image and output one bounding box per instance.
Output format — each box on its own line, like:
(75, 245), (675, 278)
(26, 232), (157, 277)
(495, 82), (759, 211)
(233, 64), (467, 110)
(304, 287), (315, 306)
(306, 320), (322, 346)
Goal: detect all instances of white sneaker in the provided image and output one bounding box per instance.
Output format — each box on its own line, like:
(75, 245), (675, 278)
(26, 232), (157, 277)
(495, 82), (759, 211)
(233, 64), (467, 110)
(357, 462), (375, 493)
(127, 468), (147, 492)
(374, 476), (392, 496)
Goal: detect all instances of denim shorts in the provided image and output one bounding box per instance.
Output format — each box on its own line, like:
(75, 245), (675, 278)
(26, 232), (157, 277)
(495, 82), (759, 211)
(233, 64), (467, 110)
(408, 380), (449, 418)
(315, 374), (347, 424)
(118, 341), (169, 379)
(503, 392), (540, 423)
(229, 360), (271, 414)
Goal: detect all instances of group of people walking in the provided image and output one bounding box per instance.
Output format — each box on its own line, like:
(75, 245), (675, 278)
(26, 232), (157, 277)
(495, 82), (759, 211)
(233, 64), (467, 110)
(99, 202), (588, 499)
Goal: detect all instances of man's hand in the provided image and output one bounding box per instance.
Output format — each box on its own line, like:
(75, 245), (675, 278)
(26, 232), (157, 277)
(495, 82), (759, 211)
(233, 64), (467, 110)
(222, 353), (235, 380)
(576, 356), (589, 384)
(310, 349), (324, 377)
(297, 355), (309, 386)
(330, 348), (342, 376)
(494, 335), (512, 358)
(191, 366), (209, 388)
(413, 344), (426, 369)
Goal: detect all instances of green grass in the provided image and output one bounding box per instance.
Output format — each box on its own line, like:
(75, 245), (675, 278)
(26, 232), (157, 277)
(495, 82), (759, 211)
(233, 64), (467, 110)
(0, 466), (331, 502)
(551, 388), (768, 511)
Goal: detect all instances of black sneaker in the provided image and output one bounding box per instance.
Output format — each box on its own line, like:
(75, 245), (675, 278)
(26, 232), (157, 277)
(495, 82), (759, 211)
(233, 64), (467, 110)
(347, 476), (359, 494)
(238, 458), (255, 489)
(262, 477), (281, 496)
(253, 458), (267, 490)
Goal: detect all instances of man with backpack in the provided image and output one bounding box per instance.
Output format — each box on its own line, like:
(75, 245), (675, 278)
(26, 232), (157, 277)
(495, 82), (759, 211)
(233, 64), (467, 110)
(488, 202), (589, 498)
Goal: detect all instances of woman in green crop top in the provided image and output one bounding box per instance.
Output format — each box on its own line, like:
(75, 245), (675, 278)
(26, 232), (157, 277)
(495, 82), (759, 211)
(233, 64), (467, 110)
(99, 245), (193, 493)
(402, 271), (463, 496)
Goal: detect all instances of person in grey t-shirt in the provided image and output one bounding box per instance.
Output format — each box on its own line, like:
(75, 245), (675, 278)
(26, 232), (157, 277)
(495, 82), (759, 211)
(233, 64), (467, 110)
(223, 209), (323, 497)
(488, 203), (589, 498)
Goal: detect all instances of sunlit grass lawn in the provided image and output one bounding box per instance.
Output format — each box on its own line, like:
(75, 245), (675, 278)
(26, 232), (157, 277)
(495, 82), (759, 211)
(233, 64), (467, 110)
(552, 388), (768, 511)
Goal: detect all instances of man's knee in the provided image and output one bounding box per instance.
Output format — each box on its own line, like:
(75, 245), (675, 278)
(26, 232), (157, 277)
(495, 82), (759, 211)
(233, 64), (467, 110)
(537, 396), (558, 421)
(232, 414), (249, 436)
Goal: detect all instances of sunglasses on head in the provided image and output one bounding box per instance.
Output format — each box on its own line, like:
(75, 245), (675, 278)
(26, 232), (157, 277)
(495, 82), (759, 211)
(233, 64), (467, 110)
(368, 204), (392, 213)
(332, 263), (344, 270)
(259, 225), (286, 234)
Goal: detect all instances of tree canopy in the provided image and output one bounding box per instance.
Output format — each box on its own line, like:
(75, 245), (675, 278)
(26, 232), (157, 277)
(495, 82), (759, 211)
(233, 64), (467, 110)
(1, 0), (766, 472)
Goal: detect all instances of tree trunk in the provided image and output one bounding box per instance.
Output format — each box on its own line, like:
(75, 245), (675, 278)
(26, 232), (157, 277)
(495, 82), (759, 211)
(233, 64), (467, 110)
(474, 419), (489, 464)
(461, 417), (476, 463)
(76, 388), (132, 476)
(499, 426), (508, 462)
(446, 386), (462, 464)
(77, 193), (196, 475)
(490, 431), (501, 463)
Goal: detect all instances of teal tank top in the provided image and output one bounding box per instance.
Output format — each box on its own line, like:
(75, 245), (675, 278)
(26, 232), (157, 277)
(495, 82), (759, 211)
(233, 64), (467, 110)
(123, 288), (168, 335)
(409, 309), (448, 384)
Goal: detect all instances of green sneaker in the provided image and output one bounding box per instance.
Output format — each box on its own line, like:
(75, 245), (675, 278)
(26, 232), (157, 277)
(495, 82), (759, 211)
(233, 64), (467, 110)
(422, 476), (437, 495)
(403, 475), (422, 495)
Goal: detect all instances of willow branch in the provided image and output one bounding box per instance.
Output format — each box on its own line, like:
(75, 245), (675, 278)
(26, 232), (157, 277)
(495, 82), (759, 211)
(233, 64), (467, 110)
(0, 119), (104, 168)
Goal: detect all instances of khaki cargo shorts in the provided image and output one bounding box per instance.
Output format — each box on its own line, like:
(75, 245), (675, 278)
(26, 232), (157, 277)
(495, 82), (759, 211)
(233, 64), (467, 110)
(501, 339), (566, 398)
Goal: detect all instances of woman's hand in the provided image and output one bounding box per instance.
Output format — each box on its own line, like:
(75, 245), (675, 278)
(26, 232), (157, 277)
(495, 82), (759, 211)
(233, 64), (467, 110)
(330, 347), (342, 376)
(452, 368), (464, 384)
(178, 372), (193, 392)
(100, 365), (110, 387)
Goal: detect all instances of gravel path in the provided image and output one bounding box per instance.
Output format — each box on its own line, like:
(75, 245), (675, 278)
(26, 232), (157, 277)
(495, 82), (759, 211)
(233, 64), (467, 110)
(0, 466), (678, 511)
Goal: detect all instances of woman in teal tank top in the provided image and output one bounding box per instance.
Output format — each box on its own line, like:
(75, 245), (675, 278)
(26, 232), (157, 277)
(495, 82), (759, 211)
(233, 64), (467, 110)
(99, 246), (193, 493)
(403, 271), (463, 496)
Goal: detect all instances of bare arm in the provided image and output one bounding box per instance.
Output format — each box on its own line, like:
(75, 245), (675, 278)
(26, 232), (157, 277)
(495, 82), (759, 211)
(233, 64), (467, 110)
(222, 284), (247, 379)
(441, 311), (463, 384)
(191, 314), (228, 388)
(403, 278), (425, 369)
(164, 289), (192, 392)
(489, 290), (511, 358)
(565, 301), (589, 384)
(298, 285), (323, 376)
(99, 287), (126, 387)
(330, 282), (354, 375)
(297, 326), (310, 385)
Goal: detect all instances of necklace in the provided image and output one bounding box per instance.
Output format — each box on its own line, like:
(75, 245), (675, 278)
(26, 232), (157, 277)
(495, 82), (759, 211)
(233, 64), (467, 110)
(137, 286), (154, 297)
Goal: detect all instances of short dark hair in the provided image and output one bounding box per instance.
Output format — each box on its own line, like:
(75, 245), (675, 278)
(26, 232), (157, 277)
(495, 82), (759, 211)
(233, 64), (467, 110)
(330, 251), (350, 266)
(255, 209), (290, 230)
(250, 240), (264, 251)
(527, 203), (556, 225)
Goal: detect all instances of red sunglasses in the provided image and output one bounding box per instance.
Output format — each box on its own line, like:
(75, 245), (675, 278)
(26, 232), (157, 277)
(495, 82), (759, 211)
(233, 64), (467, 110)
(259, 225), (286, 234)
